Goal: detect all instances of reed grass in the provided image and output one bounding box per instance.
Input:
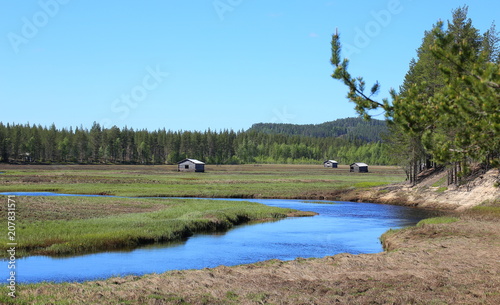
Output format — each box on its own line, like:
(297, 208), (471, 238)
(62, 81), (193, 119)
(0, 197), (303, 258)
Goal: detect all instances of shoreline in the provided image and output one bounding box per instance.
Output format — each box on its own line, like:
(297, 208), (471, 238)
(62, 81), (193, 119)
(5, 202), (499, 304)
(0, 196), (316, 259)
(1, 165), (498, 303)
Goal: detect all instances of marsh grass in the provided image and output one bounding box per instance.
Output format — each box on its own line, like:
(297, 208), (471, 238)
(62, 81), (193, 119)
(465, 199), (500, 219)
(381, 202), (500, 252)
(0, 197), (302, 258)
(416, 217), (459, 226)
(0, 164), (405, 198)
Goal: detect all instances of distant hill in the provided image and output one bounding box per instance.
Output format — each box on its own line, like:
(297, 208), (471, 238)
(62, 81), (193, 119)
(247, 117), (388, 142)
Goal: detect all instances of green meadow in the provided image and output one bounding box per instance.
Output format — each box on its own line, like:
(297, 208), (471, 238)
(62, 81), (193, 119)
(0, 164), (404, 257)
(0, 164), (405, 198)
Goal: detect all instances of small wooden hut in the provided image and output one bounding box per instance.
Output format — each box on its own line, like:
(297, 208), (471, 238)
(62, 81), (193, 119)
(323, 160), (338, 168)
(350, 162), (368, 173)
(177, 159), (205, 172)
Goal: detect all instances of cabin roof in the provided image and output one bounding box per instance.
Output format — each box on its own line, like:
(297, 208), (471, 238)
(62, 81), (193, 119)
(178, 158), (205, 165)
(351, 162), (368, 167)
(324, 160), (338, 163)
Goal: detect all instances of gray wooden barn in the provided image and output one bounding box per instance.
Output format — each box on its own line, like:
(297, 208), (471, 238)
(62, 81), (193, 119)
(350, 162), (368, 173)
(323, 160), (338, 168)
(177, 158), (205, 172)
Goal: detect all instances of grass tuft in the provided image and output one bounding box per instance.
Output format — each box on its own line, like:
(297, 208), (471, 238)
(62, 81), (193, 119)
(467, 199), (500, 219)
(416, 217), (459, 226)
(435, 187), (448, 193)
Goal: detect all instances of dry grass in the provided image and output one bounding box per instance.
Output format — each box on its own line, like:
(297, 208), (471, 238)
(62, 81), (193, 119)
(0, 196), (167, 222)
(1, 164), (498, 304)
(6, 217), (499, 304)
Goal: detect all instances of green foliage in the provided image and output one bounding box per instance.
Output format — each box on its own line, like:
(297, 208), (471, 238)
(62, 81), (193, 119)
(331, 6), (500, 185)
(248, 117), (388, 142)
(0, 121), (395, 166)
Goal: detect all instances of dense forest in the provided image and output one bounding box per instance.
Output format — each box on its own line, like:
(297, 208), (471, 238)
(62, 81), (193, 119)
(0, 120), (393, 165)
(248, 117), (388, 142)
(331, 6), (500, 184)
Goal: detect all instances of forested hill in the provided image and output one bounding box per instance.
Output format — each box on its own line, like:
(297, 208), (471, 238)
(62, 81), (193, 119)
(247, 117), (388, 142)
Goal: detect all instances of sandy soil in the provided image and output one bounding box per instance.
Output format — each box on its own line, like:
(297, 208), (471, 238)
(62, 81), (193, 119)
(330, 168), (500, 211)
(381, 168), (500, 210)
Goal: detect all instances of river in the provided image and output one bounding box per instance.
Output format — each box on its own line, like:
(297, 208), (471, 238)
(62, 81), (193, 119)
(0, 193), (436, 283)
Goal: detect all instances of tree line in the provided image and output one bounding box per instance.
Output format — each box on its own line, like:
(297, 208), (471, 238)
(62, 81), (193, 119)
(0, 122), (394, 165)
(331, 6), (500, 184)
(248, 117), (388, 142)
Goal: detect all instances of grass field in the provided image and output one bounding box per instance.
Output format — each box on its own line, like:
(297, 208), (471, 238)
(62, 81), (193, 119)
(0, 164), (405, 198)
(3, 205), (499, 305)
(0, 164), (404, 257)
(1, 165), (499, 304)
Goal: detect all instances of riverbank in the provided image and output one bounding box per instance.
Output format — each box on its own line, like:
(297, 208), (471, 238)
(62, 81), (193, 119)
(1, 164), (499, 304)
(0, 196), (315, 258)
(334, 167), (500, 210)
(4, 207), (499, 304)
(1, 164), (497, 209)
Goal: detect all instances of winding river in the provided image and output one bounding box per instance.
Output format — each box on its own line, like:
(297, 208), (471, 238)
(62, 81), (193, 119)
(1, 193), (437, 283)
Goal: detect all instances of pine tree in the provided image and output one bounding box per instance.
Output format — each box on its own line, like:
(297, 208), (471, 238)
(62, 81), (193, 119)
(331, 6), (500, 185)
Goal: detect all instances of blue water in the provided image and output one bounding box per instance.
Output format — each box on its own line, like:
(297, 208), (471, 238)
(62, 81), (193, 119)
(0, 193), (435, 283)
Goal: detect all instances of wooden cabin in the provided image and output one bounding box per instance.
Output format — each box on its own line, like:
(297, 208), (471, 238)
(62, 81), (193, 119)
(323, 160), (338, 168)
(177, 159), (205, 172)
(350, 162), (368, 173)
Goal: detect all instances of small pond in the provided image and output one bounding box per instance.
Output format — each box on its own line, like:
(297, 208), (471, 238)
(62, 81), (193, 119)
(0, 193), (437, 283)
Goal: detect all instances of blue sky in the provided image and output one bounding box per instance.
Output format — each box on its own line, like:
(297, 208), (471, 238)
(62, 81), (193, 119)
(1, 0), (498, 131)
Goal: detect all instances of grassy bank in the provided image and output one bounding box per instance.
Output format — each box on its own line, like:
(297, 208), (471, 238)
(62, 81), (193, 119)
(1, 165), (499, 304)
(0, 196), (313, 258)
(0, 164), (405, 198)
(0, 164), (403, 258)
(380, 199), (500, 251)
(4, 203), (499, 304)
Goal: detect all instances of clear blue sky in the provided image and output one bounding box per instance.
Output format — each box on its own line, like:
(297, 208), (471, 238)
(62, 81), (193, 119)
(1, 0), (498, 131)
